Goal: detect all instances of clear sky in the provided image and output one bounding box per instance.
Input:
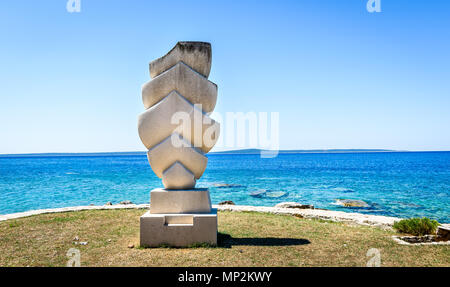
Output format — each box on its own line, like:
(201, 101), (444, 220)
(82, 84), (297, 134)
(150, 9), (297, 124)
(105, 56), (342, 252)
(1, 0), (449, 154)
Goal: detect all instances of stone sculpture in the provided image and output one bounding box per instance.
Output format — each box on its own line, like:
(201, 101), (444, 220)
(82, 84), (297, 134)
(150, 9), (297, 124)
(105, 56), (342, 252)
(138, 42), (219, 247)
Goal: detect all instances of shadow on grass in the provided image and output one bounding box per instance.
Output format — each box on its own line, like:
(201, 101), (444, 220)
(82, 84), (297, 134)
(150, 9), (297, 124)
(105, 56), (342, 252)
(218, 232), (310, 248)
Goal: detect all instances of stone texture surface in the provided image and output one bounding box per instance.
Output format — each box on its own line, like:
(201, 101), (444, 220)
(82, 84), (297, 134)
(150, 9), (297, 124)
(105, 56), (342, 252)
(147, 134), (207, 179)
(437, 224), (450, 240)
(161, 162), (196, 190)
(142, 62), (217, 112)
(150, 188), (211, 214)
(218, 200), (235, 205)
(150, 41), (212, 78)
(334, 199), (369, 208)
(140, 210), (217, 247)
(274, 202), (314, 209)
(392, 235), (450, 246)
(138, 90), (220, 153)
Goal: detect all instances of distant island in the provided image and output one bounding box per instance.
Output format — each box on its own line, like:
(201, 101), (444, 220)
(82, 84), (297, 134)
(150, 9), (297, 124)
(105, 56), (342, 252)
(210, 149), (401, 154)
(0, 149), (417, 158)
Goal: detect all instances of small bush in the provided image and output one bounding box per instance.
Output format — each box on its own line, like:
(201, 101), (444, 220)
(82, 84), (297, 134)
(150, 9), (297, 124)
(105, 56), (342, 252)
(393, 217), (439, 236)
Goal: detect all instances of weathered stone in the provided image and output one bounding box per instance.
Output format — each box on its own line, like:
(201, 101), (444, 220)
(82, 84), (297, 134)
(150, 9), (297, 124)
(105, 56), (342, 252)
(218, 201), (235, 205)
(147, 134), (207, 179)
(142, 62), (217, 112)
(150, 41), (212, 78)
(265, 191), (288, 198)
(162, 162), (196, 190)
(120, 200), (133, 205)
(138, 90), (220, 153)
(140, 210), (217, 247)
(335, 199), (369, 208)
(274, 202), (314, 209)
(437, 225), (450, 240)
(150, 188), (211, 214)
(213, 183), (243, 188)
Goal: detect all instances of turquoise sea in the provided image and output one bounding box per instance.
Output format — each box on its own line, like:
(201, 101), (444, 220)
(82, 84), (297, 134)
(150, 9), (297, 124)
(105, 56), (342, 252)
(0, 152), (449, 222)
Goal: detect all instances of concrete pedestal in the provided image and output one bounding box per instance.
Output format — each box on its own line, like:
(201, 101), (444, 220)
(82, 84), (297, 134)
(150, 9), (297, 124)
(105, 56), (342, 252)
(140, 188), (217, 247)
(150, 188), (211, 214)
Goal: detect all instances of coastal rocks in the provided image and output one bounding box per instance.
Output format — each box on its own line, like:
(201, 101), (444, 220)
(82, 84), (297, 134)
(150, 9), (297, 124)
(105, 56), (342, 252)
(213, 183), (244, 188)
(249, 190), (288, 198)
(392, 234), (450, 245)
(437, 225), (450, 240)
(275, 202), (314, 210)
(105, 202), (113, 206)
(250, 189), (266, 197)
(265, 191), (288, 198)
(218, 201), (235, 205)
(214, 204), (400, 227)
(334, 199), (369, 208)
(119, 200), (133, 205)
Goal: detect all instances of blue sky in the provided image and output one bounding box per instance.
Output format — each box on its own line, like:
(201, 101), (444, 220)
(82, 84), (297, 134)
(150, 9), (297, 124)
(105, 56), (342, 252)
(0, 0), (449, 154)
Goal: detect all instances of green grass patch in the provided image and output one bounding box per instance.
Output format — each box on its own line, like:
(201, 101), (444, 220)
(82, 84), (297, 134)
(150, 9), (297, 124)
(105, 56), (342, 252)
(393, 217), (439, 236)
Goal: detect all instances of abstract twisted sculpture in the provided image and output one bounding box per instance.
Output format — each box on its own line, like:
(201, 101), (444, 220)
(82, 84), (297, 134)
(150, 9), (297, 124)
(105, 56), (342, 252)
(138, 42), (219, 247)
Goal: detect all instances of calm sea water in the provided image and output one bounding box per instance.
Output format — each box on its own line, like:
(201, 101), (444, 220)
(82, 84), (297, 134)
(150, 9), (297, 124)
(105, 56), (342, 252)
(0, 152), (449, 222)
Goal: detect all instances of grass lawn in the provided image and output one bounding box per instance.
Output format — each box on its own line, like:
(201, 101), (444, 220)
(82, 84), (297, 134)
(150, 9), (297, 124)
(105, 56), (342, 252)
(0, 209), (448, 267)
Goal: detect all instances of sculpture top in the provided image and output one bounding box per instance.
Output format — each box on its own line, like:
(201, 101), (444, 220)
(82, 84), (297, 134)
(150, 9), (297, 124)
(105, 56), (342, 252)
(149, 41), (212, 78)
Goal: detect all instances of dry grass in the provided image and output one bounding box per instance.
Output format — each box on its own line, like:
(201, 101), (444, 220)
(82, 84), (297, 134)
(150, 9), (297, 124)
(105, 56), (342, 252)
(0, 209), (448, 267)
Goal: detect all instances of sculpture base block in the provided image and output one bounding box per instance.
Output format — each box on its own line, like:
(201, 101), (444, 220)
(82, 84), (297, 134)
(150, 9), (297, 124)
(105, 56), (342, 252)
(150, 188), (211, 214)
(140, 209), (217, 247)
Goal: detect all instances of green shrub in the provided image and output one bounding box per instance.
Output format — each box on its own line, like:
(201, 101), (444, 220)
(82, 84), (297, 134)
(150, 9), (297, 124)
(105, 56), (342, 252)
(393, 217), (439, 236)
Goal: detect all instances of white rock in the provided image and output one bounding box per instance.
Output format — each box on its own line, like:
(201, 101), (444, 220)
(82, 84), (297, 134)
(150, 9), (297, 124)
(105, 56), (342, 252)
(162, 162), (196, 189)
(150, 41), (212, 78)
(142, 62), (217, 112)
(150, 188), (211, 214)
(274, 202), (314, 209)
(147, 133), (207, 179)
(138, 91), (220, 153)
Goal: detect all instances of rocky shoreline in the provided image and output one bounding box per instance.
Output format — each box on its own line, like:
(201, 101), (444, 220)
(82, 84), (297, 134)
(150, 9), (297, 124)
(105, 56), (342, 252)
(0, 202), (407, 228)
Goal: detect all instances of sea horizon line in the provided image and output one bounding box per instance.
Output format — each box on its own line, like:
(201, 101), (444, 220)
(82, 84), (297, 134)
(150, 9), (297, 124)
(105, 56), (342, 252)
(1, 149), (449, 158)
